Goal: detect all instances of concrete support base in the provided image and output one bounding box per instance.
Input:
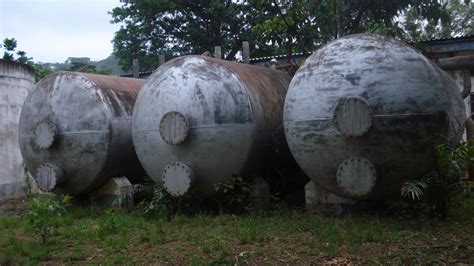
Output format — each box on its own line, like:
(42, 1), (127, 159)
(249, 177), (271, 209)
(89, 177), (133, 208)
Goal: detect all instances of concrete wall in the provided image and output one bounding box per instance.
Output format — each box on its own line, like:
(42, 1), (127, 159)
(448, 70), (472, 115)
(0, 59), (35, 199)
(447, 71), (474, 143)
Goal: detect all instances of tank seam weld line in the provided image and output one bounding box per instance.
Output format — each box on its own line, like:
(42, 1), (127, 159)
(19, 131), (107, 138)
(137, 123), (251, 131)
(284, 112), (436, 123)
(56, 131), (107, 135)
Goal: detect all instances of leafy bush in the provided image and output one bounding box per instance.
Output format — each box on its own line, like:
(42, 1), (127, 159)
(401, 141), (474, 218)
(26, 194), (71, 243)
(121, 175), (253, 217)
(213, 175), (252, 214)
(138, 182), (174, 218)
(119, 181), (175, 219)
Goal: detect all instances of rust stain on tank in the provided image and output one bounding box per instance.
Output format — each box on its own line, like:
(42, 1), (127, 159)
(204, 57), (290, 127)
(83, 73), (145, 116)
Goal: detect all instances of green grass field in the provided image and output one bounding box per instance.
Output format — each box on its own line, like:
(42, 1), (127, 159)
(1, 193), (473, 264)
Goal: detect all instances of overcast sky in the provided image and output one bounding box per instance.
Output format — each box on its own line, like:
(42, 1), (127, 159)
(0, 0), (122, 63)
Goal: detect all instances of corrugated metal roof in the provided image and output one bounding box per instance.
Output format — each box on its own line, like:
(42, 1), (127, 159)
(120, 70), (153, 78)
(415, 34), (474, 43)
(250, 51), (312, 62)
(250, 35), (474, 62)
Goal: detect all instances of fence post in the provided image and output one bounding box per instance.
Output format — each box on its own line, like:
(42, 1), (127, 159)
(158, 54), (165, 66)
(242, 41), (250, 64)
(132, 59), (139, 78)
(214, 46), (222, 59)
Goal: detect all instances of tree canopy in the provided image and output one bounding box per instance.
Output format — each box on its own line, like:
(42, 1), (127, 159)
(1, 38), (53, 82)
(2, 38), (32, 64)
(110, 0), (470, 70)
(402, 0), (473, 40)
(110, 0), (252, 70)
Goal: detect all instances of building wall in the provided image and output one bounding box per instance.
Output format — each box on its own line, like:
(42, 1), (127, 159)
(447, 70), (474, 141)
(0, 60), (35, 199)
(448, 71), (473, 113)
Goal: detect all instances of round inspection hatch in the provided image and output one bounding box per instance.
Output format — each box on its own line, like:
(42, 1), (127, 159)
(336, 157), (377, 198)
(333, 97), (373, 137)
(162, 162), (195, 197)
(159, 111), (190, 145)
(33, 120), (57, 149)
(35, 163), (64, 192)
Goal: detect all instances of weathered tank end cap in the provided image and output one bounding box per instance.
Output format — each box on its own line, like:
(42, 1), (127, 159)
(336, 157), (377, 198)
(333, 97), (373, 137)
(159, 111), (190, 145)
(33, 120), (57, 149)
(35, 163), (64, 192)
(162, 162), (195, 197)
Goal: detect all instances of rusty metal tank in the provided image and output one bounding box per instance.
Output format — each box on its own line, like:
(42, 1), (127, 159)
(19, 72), (145, 195)
(133, 56), (291, 197)
(284, 34), (466, 200)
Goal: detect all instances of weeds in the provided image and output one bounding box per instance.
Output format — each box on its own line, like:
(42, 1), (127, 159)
(0, 195), (473, 264)
(401, 141), (474, 219)
(122, 175), (253, 218)
(213, 175), (252, 214)
(25, 194), (71, 243)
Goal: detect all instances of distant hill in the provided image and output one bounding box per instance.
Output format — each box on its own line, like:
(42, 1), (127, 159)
(93, 55), (125, 75)
(36, 54), (125, 76)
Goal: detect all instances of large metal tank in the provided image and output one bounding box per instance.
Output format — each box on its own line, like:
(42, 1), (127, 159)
(0, 60), (35, 199)
(284, 34), (466, 200)
(133, 56), (291, 197)
(19, 72), (145, 195)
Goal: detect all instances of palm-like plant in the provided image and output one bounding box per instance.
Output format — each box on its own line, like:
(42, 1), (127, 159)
(401, 141), (474, 219)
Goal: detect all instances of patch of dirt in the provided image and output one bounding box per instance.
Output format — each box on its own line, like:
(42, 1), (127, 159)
(0, 196), (28, 216)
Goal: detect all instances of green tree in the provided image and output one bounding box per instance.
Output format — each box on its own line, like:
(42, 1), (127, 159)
(248, 0), (449, 55)
(2, 38), (32, 63)
(2, 38), (18, 61)
(33, 65), (54, 82)
(16, 50), (32, 64)
(402, 0), (473, 40)
(68, 62), (112, 75)
(248, 0), (333, 55)
(110, 0), (451, 70)
(110, 0), (253, 70)
(1, 37), (54, 81)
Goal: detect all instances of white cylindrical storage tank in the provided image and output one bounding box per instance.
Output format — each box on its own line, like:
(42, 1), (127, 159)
(133, 56), (292, 197)
(284, 34), (466, 200)
(19, 72), (145, 196)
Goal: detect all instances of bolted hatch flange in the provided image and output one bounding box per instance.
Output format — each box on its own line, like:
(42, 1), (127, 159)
(336, 157), (377, 198)
(35, 163), (64, 192)
(333, 96), (373, 137)
(162, 161), (195, 197)
(33, 120), (57, 149)
(159, 111), (190, 145)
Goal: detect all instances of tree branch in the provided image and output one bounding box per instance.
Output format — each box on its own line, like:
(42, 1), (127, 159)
(347, 0), (370, 35)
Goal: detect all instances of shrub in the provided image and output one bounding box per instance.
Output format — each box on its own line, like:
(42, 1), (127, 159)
(139, 183), (174, 218)
(25, 194), (71, 243)
(120, 181), (175, 219)
(213, 175), (252, 214)
(401, 141), (474, 219)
